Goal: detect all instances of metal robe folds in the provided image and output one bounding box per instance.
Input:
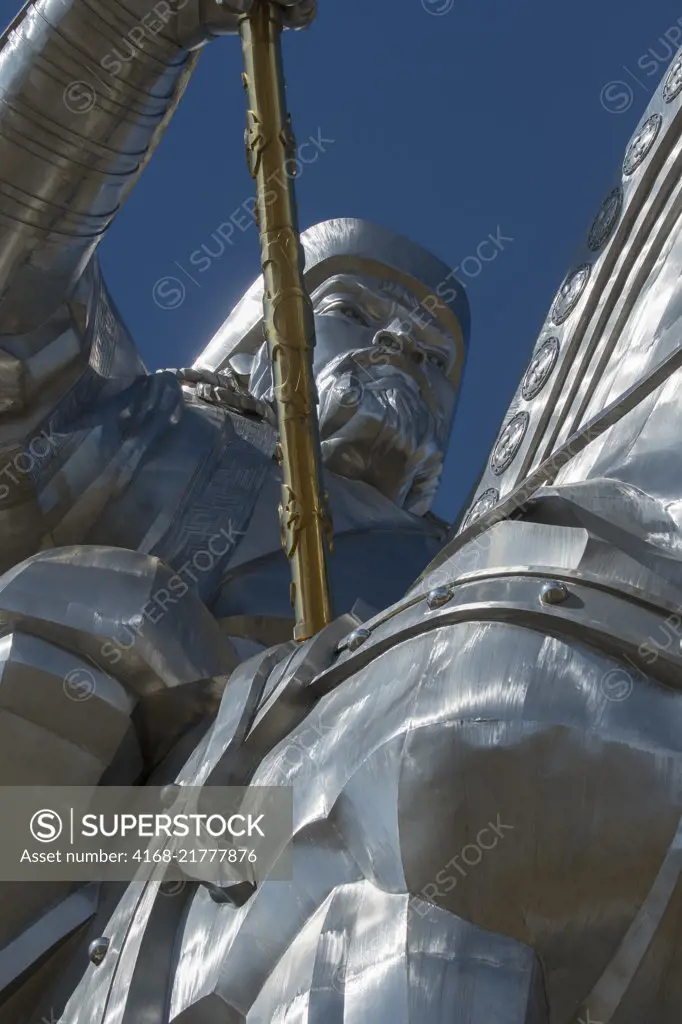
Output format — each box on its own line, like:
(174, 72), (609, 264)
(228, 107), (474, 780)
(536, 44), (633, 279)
(239, 0), (333, 641)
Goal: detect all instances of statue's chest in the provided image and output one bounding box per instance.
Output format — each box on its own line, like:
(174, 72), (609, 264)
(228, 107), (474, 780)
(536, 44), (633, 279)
(234, 617), (682, 1019)
(62, 618), (682, 1023)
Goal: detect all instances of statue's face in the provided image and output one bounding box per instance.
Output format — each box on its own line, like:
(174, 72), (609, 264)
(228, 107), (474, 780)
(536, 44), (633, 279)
(248, 273), (460, 514)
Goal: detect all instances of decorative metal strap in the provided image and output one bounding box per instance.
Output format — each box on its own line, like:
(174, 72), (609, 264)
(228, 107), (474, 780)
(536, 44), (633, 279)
(424, 339), (682, 585)
(324, 568), (682, 696)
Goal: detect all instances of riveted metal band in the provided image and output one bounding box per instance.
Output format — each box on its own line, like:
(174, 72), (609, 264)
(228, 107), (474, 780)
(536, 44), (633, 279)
(316, 569), (682, 699)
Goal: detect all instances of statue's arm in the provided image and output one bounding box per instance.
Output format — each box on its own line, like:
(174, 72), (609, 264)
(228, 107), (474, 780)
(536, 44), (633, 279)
(0, 2), (208, 573)
(0, 0), (210, 335)
(0, 2), (276, 571)
(0, 0), (315, 332)
(0, 541), (240, 1007)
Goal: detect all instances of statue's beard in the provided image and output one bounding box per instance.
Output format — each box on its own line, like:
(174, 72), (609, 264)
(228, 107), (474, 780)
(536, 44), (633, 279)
(315, 350), (445, 513)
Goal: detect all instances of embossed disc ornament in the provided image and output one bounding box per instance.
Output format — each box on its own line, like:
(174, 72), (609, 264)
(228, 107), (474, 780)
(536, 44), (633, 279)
(551, 265), (591, 325)
(588, 188), (623, 252)
(521, 336), (560, 400)
(664, 55), (682, 103)
(462, 487), (500, 528)
(623, 114), (662, 177)
(490, 412), (529, 475)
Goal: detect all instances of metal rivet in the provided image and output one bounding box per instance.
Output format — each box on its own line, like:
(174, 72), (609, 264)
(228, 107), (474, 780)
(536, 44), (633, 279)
(540, 581), (569, 605)
(88, 937), (110, 966)
(346, 628), (371, 652)
(427, 586), (453, 610)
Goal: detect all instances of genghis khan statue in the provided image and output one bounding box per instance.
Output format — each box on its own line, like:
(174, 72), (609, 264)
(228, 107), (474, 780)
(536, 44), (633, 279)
(0, 0), (469, 663)
(191, 217), (469, 648)
(4, 1), (682, 1023)
(0, 213), (468, 660)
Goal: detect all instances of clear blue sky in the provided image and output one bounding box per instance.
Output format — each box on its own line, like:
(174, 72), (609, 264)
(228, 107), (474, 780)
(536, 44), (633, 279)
(4, 0), (682, 521)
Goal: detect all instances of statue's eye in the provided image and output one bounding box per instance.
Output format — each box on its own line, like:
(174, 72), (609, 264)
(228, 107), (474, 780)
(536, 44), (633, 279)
(426, 351), (447, 371)
(322, 302), (368, 326)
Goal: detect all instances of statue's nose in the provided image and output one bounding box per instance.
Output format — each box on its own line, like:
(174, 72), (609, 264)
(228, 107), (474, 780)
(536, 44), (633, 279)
(373, 331), (425, 365)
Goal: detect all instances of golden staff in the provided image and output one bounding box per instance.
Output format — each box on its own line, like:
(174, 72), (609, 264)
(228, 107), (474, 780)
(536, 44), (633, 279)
(239, 0), (333, 641)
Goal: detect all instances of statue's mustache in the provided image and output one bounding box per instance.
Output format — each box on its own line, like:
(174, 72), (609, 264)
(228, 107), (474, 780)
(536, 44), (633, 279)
(315, 350), (444, 512)
(316, 350), (444, 445)
(317, 348), (437, 412)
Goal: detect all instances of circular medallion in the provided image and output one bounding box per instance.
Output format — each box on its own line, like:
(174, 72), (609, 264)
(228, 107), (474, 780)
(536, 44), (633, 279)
(490, 412), (529, 475)
(587, 188), (623, 251)
(664, 55), (682, 103)
(521, 336), (560, 400)
(623, 114), (662, 177)
(462, 487), (500, 528)
(551, 264), (591, 325)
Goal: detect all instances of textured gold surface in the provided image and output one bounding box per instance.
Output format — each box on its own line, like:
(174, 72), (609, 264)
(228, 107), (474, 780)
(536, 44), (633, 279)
(240, 0), (333, 641)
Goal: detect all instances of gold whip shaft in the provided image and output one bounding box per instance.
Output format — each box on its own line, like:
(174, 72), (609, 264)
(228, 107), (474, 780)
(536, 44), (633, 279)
(240, 0), (333, 641)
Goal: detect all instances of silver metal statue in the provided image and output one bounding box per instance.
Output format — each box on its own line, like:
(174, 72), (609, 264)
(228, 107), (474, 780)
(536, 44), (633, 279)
(2, 1), (682, 1023)
(0, 0), (468, 648)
